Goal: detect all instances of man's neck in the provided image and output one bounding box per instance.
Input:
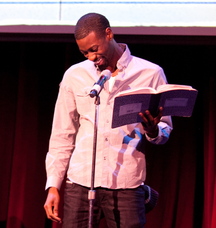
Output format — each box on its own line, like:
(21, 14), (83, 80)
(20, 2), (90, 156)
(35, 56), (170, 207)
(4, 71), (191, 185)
(107, 42), (125, 73)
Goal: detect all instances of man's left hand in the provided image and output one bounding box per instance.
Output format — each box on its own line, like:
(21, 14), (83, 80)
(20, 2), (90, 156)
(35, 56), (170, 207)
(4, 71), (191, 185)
(139, 107), (163, 138)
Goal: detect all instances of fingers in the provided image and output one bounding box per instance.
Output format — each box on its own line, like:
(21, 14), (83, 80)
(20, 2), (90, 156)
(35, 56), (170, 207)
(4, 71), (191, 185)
(139, 107), (163, 125)
(52, 200), (61, 222)
(50, 207), (62, 223)
(139, 108), (163, 137)
(139, 110), (154, 127)
(157, 107), (163, 119)
(143, 110), (154, 125)
(44, 188), (62, 223)
(44, 202), (62, 223)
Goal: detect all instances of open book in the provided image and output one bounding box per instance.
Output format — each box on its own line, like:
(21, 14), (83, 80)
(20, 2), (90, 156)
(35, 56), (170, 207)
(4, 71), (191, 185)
(111, 84), (198, 128)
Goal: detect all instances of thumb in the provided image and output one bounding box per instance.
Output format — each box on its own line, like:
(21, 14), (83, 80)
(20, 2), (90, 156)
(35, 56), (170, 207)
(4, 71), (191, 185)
(53, 201), (59, 216)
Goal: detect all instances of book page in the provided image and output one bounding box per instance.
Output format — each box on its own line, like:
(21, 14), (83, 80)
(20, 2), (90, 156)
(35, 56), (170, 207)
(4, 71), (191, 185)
(116, 84), (197, 97)
(157, 84), (196, 93)
(116, 87), (157, 97)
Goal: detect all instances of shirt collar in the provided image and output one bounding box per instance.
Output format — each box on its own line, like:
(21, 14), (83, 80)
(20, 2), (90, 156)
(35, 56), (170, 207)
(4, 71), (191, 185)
(116, 43), (132, 71)
(94, 43), (131, 73)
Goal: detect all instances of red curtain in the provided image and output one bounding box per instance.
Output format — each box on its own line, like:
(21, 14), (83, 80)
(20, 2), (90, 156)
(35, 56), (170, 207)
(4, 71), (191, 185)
(203, 77), (216, 228)
(0, 42), (65, 228)
(0, 39), (214, 228)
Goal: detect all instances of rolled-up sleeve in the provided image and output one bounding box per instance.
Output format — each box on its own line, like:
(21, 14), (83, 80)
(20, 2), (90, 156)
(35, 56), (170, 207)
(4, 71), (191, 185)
(145, 116), (173, 145)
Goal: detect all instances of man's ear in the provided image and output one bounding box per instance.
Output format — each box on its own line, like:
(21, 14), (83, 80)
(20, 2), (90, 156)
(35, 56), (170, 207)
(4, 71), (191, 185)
(105, 27), (114, 41)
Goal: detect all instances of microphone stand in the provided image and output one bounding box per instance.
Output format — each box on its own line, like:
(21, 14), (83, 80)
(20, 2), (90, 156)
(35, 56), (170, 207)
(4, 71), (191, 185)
(88, 94), (100, 228)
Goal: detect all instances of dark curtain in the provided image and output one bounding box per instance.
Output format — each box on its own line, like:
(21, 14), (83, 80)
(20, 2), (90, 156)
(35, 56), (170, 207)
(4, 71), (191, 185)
(0, 35), (215, 228)
(202, 76), (216, 228)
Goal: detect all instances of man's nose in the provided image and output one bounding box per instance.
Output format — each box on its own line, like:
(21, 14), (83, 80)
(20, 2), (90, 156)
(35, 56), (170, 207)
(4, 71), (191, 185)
(87, 52), (96, 61)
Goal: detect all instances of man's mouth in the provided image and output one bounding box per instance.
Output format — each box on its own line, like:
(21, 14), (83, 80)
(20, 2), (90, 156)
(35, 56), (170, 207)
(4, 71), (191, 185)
(94, 58), (103, 66)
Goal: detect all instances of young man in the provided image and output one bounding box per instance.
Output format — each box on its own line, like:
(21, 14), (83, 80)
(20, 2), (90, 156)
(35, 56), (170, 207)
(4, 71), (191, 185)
(44, 13), (173, 228)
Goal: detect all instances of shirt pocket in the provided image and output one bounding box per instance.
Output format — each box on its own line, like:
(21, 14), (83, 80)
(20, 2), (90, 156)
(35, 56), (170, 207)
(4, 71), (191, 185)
(75, 86), (94, 115)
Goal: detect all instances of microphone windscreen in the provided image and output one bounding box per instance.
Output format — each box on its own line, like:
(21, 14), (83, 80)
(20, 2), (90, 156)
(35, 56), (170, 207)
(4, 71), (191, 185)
(100, 69), (111, 80)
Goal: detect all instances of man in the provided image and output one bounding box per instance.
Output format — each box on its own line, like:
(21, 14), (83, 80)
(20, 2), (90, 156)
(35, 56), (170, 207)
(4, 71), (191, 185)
(44, 13), (173, 228)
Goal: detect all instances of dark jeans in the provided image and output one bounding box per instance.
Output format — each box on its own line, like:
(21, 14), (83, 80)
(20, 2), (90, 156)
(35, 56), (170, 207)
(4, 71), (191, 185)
(63, 182), (146, 228)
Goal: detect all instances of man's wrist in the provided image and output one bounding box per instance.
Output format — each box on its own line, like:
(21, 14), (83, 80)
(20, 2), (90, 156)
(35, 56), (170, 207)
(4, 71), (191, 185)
(146, 125), (159, 138)
(48, 186), (59, 193)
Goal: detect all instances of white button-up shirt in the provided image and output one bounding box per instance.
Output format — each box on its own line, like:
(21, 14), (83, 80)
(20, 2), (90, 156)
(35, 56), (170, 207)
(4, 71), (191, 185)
(45, 44), (173, 190)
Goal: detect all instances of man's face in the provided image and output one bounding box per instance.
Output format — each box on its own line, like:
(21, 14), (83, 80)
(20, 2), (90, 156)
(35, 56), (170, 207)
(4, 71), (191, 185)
(76, 30), (114, 71)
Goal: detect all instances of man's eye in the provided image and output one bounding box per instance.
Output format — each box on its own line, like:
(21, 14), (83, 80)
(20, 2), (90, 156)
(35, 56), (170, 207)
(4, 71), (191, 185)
(90, 47), (98, 52)
(81, 51), (88, 56)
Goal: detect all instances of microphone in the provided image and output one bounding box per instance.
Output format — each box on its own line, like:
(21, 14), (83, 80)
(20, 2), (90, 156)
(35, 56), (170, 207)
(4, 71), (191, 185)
(89, 69), (111, 98)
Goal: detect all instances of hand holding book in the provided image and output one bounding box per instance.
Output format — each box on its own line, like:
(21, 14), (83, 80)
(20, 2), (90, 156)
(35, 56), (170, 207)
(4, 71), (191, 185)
(139, 108), (163, 138)
(111, 84), (198, 128)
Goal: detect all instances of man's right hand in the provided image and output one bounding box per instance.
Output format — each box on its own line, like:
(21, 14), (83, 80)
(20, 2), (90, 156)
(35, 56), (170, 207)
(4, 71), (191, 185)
(44, 187), (62, 223)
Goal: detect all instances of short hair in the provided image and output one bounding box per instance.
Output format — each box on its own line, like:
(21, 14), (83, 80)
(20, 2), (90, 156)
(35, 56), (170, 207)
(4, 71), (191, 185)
(74, 13), (110, 40)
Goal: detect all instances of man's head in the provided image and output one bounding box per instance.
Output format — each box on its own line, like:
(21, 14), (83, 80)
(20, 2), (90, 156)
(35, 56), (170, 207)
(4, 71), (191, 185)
(74, 13), (123, 72)
(74, 13), (110, 40)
